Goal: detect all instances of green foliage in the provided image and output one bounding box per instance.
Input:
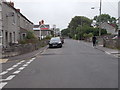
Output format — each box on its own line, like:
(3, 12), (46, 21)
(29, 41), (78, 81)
(26, 31), (36, 39)
(93, 14), (118, 29)
(62, 15), (108, 40)
(18, 40), (26, 44)
(94, 14), (111, 23)
(18, 31), (39, 44)
(61, 28), (70, 36)
(43, 35), (52, 40)
(67, 16), (93, 39)
(68, 16), (92, 29)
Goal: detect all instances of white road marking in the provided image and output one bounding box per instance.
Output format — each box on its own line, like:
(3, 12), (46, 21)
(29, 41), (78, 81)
(29, 60), (33, 62)
(0, 71), (8, 75)
(105, 51), (111, 55)
(0, 58), (36, 89)
(5, 75), (15, 81)
(26, 62), (31, 64)
(18, 67), (25, 70)
(23, 64), (29, 67)
(12, 64), (19, 68)
(6, 68), (14, 71)
(20, 60), (25, 63)
(0, 82), (7, 89)
(12, 70), (21, 74)
(16, 62), (22, 65)
(32, 58), (36, 60)
(0, 60), (25, 76)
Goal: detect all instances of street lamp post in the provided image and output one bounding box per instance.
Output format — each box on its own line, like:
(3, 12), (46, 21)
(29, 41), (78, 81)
(99, 0), (102, 36)
(91, 0), (102, 36)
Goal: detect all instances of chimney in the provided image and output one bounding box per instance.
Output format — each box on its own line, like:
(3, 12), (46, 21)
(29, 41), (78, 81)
(9, 1), (14, 7)
(39, 21), (41, 25)
(41, 20), (44, 24)
(16, 9), (20, 12)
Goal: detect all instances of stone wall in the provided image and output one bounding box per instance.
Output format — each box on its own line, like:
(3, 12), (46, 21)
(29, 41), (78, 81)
(103, 39), (118, 49)
(2, 40), (48, 58)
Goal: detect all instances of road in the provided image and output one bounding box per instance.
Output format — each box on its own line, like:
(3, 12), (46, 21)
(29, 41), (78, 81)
(1, 39), (118, 88)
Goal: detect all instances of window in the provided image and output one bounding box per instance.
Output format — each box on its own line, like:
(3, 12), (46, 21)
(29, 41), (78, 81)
(13, 14), (15, 24)
(13, 32), (15, 43)
(21, 33), (26, 40)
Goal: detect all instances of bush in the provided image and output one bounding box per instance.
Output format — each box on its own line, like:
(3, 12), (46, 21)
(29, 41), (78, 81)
(26, 31), (36, 39)
(44, 35), (52, 40)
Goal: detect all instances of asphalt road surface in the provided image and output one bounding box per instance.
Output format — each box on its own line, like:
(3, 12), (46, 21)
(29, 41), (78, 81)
(1, 39), (118, 88)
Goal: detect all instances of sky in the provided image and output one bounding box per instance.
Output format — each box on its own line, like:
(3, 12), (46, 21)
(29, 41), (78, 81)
(6, 0), (120, 30)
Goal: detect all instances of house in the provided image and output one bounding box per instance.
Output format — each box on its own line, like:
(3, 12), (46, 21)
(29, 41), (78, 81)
(100, 22), (117, 35)
(0, 1), (2, 46)
(0, 1), (33, 48)
(118, 1), (120, 36)
(33, 21), (53, 40)
(51, 28), (61, 37)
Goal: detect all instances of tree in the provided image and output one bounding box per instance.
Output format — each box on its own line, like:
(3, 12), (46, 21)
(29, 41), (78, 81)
(68, 16), (92, 29)
(93, 14), (118, 29)
(61, 28), (70, 36)
(68, 16), (92, 39)
(93, 14), (111, 23)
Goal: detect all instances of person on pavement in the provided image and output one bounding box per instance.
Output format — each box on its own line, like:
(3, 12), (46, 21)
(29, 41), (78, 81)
(92, 35), (97, 47)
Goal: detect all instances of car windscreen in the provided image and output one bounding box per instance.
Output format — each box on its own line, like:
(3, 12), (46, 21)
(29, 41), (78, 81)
(50, 38), (60, 43)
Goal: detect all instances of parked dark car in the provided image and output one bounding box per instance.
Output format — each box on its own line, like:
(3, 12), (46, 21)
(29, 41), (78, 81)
(49, 37), (62, 48)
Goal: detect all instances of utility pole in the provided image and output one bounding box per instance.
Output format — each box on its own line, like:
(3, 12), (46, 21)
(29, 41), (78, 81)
(99, 0), (102, 36)
(53, 25), (56, 37)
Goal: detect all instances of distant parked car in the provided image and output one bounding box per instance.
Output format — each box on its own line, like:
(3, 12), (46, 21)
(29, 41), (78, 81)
(49, 37), (62, 48)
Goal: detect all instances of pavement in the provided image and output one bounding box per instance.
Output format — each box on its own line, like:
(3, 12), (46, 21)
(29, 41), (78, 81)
(0, 46), (48, 64)
(82, 41), (120, 58)
(96, 45), (120, 58)
(0, 40), (119, 64)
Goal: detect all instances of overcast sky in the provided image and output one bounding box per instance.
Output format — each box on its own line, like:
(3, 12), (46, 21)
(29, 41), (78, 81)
(6, 0), (119, 30)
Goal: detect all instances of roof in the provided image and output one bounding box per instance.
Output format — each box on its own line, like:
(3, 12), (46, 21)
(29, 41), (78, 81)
(101, 22), (116, 29)
(34, 25), (40, 28)
(3, 2), (33, 24)
(109, 24), (116, 28)
(34, 24), (50, 31)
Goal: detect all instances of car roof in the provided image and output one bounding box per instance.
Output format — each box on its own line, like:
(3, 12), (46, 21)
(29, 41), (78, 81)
(51, 37), (60, 39)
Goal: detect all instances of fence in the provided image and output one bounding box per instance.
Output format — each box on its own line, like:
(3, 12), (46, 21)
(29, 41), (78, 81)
(2, 40), (48, 58)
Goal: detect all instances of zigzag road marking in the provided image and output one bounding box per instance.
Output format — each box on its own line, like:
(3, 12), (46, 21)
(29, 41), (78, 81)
(0, 57), (36, 89)
(0, 82), (7, 89)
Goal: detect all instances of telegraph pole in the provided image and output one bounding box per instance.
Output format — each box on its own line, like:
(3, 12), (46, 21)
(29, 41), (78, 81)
(99, 0), (102, 36)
